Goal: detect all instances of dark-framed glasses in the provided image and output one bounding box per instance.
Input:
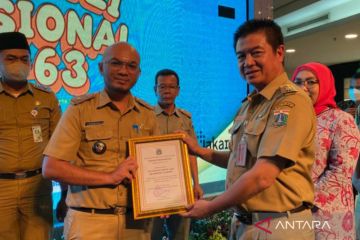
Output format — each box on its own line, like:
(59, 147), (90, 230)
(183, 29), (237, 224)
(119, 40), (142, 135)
(104, 59), (139, 73)
(294, 79), (319, 88)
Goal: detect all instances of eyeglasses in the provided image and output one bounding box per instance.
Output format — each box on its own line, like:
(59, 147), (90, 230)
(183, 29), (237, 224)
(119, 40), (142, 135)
(294, 79), (319, 88)
(156, 84), (179, 90)
(104, 60), (139, 73)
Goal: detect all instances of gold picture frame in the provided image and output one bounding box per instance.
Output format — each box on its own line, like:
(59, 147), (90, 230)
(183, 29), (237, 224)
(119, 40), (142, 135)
(128, 133), (194, 219)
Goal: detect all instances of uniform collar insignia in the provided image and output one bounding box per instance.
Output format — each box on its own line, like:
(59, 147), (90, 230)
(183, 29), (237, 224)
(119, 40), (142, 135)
(273, 109), (290, 127)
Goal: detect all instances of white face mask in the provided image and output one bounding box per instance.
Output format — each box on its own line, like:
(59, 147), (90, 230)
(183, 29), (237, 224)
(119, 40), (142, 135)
(0, 62), (30, 82)
(349, 87), (360, 102)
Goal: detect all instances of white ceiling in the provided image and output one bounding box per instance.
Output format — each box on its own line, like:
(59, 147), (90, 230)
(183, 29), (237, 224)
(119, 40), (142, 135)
(284, 15), (360, 74)
(273, 0), (360, 74)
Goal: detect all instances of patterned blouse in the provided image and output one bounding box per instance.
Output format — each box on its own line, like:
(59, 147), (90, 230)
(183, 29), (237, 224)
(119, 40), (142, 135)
(312, 108), (360, 240)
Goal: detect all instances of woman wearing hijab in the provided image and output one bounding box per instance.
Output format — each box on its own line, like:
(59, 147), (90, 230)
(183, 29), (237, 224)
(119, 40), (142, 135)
(292, 62), (360, 240)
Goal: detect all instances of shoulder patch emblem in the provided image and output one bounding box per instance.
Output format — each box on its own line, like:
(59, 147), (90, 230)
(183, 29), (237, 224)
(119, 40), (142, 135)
(71, 94), (96, 105)
(272, 109), (290, 127)
(135, 97), (153, 110)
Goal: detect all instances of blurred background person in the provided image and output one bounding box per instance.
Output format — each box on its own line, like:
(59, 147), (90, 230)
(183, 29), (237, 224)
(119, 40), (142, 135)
(292, 62), (360, 240)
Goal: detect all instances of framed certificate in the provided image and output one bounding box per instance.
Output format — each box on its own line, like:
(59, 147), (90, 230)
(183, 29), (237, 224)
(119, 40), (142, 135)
(128, 133), (194, 219)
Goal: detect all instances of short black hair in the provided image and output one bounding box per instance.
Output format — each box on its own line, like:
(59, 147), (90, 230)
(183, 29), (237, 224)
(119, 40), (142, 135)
(233, 19), (284, 52)
(155, 69), (179, 86)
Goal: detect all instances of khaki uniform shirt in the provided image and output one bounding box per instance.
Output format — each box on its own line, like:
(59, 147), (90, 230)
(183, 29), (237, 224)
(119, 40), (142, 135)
(154, 104), (196, 138)
(226, 73), (316, 212)
(44, 90), (158, 208)
(0, 81), (61, 173)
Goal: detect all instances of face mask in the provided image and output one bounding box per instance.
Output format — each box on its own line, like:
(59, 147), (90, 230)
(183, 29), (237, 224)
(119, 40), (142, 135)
(349, 88), (360, 102)
(0, 62), (30, 82)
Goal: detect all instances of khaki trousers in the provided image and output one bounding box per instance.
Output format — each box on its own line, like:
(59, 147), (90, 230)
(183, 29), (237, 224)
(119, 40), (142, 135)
(0, 176), (53, 240)
(64, 208), (152, 240)
(229, 209), (315, 240)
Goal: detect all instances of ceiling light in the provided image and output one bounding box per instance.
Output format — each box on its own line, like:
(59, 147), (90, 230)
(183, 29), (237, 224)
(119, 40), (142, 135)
(345, 33), (358, 39)
(286, 49), (296, 53)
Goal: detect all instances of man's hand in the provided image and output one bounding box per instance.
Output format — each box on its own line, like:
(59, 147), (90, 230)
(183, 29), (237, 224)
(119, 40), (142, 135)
(193, 184), (204, 200)
(109, 156), (138, 185)
(56, 196), (68, 222)
(175, 131), (201, 156)
(180, 199), (213, 219)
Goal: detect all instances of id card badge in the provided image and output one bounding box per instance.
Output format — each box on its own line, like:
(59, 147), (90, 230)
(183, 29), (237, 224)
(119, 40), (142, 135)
(235, 136), (247, 167)
(32, 125), (43, 143)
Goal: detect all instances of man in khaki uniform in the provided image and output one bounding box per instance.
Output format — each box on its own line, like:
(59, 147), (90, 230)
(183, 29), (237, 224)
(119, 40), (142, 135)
(181, 19), (316, 240)
(0, 32), (61, 240)
(151, 69), (203, 240)
(42, 42), (158, 240)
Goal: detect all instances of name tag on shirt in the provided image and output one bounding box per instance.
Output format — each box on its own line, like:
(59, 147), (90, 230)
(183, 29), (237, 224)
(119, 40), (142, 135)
(235, 136), (247, 167)
(32, 125), (43, 143)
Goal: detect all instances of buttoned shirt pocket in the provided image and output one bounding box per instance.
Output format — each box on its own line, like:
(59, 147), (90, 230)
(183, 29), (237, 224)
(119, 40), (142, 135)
(81, 126), (115, 170)
(129, 125), (152, 137)
(36, 108), (50, 118)
(140, 126), (152, 136)
(18, 107), (51, 126)
(134, 117), (155, 137)
(244, 116), (267, 159)
(85, 127), (112, 141)
(17, 110), (38, 127)
(35, 107), (51, 129)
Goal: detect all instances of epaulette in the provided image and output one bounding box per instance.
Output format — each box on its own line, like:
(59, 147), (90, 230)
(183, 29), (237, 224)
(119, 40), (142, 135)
(179, 108), (192, 118)
(32, 83), (52, 93)
(279, 84), (298, 95)
(135, 97), (154, 110)
(71, 94), (96, 105)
